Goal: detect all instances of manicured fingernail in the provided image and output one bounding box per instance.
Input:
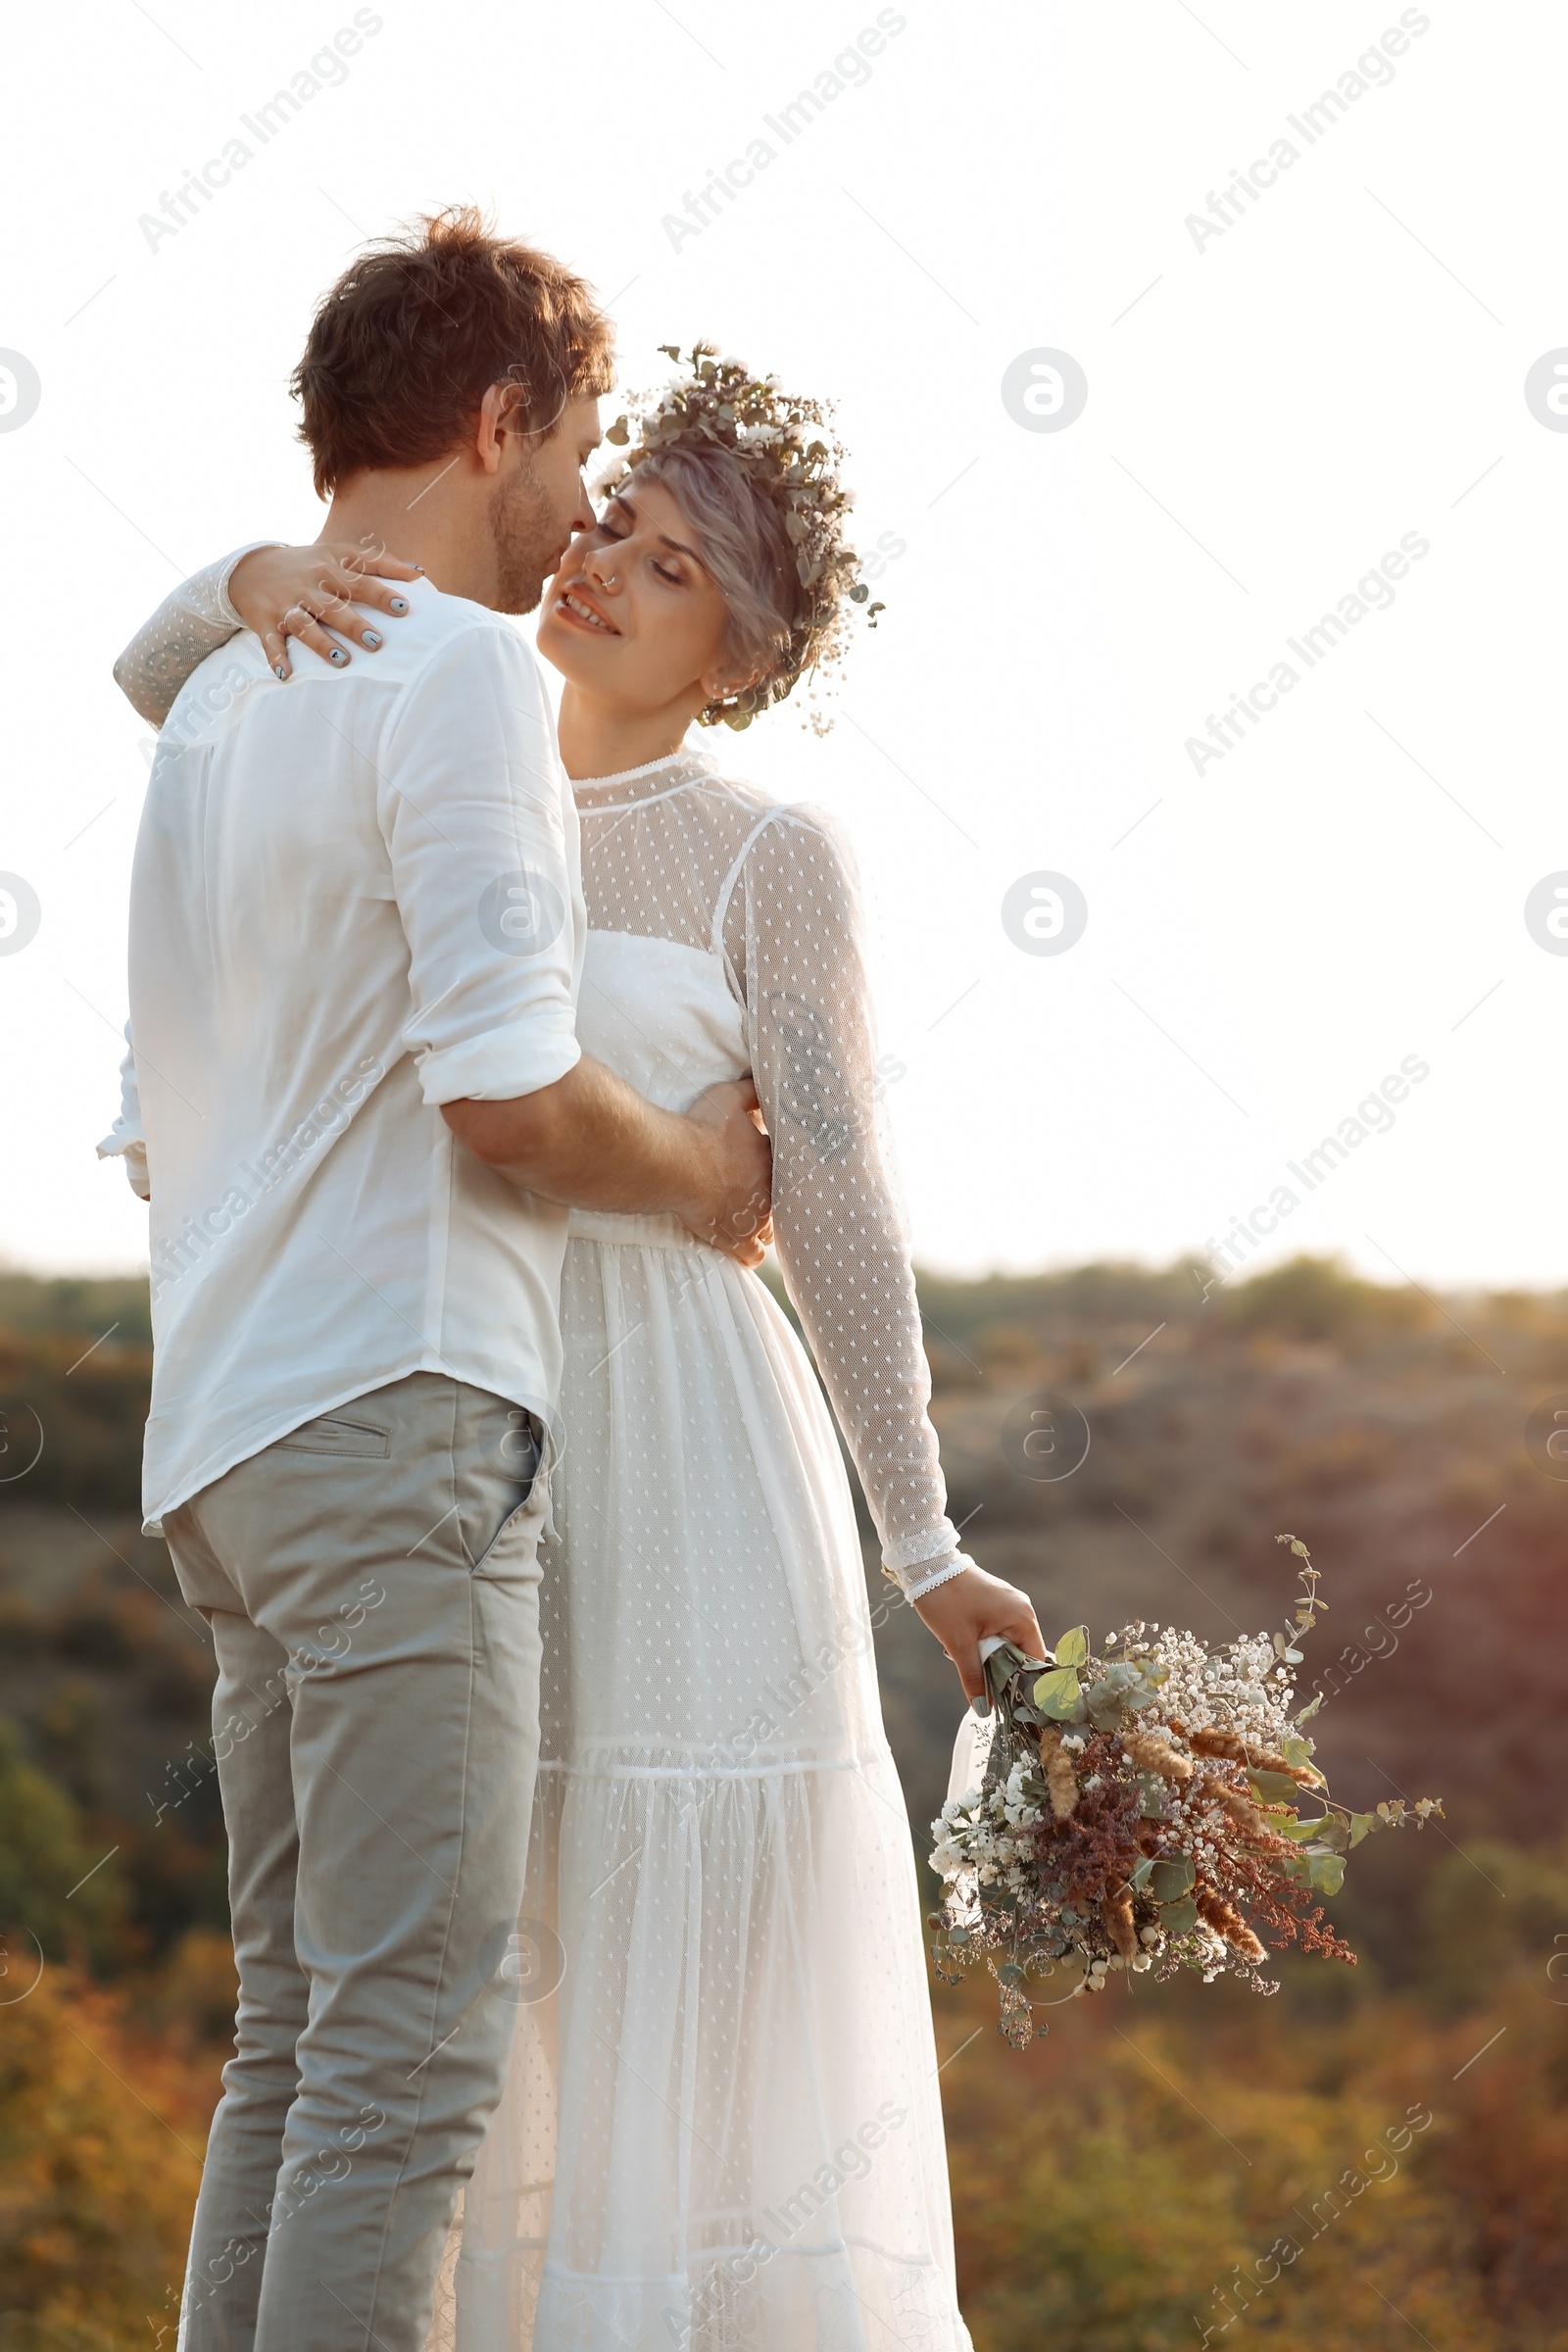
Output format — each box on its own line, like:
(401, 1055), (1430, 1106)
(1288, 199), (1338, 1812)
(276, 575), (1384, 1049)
(363, 630), (383, 649)
(389, 597), (410, 613)
(328, 648), (348, 665)
(412, 565), (424, 574)
(273, 663), (288, 681)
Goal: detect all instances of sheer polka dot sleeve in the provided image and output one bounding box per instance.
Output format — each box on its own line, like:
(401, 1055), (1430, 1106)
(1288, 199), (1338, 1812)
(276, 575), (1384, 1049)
(725, 809), (961, 1594)
(111, 544), (276, 725)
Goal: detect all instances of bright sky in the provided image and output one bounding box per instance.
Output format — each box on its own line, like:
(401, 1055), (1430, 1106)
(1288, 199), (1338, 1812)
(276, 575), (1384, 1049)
(4, 0), (1564, 1291)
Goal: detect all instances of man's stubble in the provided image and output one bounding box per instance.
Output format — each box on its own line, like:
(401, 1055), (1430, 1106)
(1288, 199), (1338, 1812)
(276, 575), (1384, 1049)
(488, 453), (568, 615)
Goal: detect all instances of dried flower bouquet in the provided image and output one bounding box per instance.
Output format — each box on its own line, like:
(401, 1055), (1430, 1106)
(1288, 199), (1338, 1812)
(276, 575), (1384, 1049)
(928, 1538), (1442, 2045)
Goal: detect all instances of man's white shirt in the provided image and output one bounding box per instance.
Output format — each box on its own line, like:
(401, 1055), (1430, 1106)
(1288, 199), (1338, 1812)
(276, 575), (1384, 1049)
(101, 582), (584, 1533)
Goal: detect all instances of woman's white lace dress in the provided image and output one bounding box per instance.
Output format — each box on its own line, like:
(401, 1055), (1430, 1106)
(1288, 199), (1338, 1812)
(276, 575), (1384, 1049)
(116, 580), (974, 2352)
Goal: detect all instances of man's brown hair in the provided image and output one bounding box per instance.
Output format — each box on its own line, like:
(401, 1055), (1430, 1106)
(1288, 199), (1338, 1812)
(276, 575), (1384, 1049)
(291, 207), (615, 498)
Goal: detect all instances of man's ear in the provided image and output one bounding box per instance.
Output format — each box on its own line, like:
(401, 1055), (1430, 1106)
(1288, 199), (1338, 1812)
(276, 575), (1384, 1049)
(474, 380), (525, 477)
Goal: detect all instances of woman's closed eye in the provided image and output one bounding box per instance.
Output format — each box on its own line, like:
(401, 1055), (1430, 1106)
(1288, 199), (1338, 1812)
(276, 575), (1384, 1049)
(593, 503), (686, 585)
(601, 531), (682, 586)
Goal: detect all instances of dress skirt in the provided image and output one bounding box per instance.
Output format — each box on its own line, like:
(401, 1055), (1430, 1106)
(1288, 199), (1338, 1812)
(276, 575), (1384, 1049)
(426, 1217), (971, 2352)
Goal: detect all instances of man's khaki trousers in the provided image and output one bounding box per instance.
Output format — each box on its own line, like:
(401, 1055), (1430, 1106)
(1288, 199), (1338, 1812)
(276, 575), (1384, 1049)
(164, 1373), (545, 2352)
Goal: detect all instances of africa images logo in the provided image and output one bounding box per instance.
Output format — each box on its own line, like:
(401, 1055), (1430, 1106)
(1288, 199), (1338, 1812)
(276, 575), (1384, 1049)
(0, 873), (42, 956)
(0, 352), (41, 433)
(1000, 350), (1089, 435)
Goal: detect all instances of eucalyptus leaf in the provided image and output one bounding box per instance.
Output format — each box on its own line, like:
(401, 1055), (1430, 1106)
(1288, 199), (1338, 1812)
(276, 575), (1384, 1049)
(1150, 1856), (1196, 1903)
(1129, 1856), (1154, 1891)
(1276, 1817), (1328, 1842)
(1246, 1769), (1300, 1806)
(1054, 1626), (1090, 1669)
(1296, 1691), (1325, 1725)
(1160, 1897), (1200, 1936)
(1308, 1852), (1346, 1896)
(1348, 1811), (1379, 1848)
(1032, 1667), (1082, 1719)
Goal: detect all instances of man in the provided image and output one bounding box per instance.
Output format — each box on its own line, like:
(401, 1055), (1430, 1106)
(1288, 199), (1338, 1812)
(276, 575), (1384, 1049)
(102, 210), (769, 2352)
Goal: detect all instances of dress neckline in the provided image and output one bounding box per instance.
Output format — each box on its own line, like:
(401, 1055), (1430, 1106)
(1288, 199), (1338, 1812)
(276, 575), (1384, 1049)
(572, 744), (719, 813)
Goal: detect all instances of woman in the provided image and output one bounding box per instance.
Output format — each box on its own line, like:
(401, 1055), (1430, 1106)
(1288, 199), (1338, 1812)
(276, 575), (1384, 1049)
(114, 348), (1043, 2352)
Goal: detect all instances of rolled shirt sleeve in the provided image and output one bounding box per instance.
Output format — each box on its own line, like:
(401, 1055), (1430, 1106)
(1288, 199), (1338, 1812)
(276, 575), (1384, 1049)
(96, 1020), (151, 1200)
(376, 621), (583, 1105)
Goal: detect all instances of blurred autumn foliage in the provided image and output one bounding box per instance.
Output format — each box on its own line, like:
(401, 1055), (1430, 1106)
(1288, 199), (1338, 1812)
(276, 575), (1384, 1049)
(941, 1963), (1568, 2350)
(1, 1260), (1565, 2348)
(0, 1952), (227, 2351)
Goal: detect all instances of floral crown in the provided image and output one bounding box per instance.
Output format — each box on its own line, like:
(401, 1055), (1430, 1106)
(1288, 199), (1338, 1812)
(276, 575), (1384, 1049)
(598, 344), (882, 731)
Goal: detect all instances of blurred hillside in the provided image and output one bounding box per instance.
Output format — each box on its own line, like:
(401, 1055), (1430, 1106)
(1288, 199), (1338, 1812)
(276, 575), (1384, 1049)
(872, 1254), (1568, 1984)
(1, 1259), (1565, 2348)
